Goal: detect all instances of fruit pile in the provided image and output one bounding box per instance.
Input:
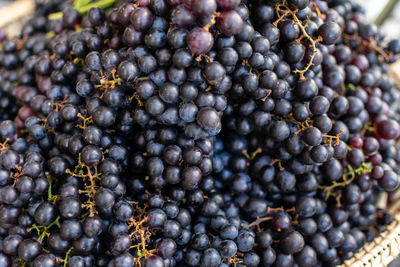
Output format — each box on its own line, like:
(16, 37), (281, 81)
(0, 0), (399, 266)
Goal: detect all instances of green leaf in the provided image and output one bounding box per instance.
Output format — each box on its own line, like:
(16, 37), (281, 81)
(48, 11), (63, 21)
(78, 0), (119, 16)
(49, 0), (118, 20)
(74, 0), (92, 9)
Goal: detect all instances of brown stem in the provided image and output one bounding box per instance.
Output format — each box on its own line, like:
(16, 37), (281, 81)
(322, 128), (344, 146)
(243, 216), (272, 229)
(310, 0), (325, 19)
(203, 13), (219, 31)
(267, 207), (296, 213)
(274, 3), (321, 79)
(270, 159), (284, 171)
(76, 113), (93, 129)
(342, 33), (391, 62)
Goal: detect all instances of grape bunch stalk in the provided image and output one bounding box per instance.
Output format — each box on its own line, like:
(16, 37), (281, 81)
(0, 0), (399, 266)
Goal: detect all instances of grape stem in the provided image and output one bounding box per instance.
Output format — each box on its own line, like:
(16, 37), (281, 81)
(310, 0), (324, 19)
(0, 138), (10, 152)
(58, 247), (75, 267)
(322, 128), (344, 146)
(12, 165), (23, 186)
(342, 33), (391, 62)
(27, 216), (61, 243)
(243, 207), (296, 230)
(242, 216), (272, 229)
(203, 13), (219, 31)
(271, 158), (284, 171)
(242, 147), (263, 160)
(320, 163), (373, 205)
(46, 173), (59, 203)
(66, 153), (101, 217)
(127, 209), (155, 267)
(76, 113), (93, 129)
(273, 113), (313, 134)
(274, 2), (322, 80)
(267, 207), (296, 213)
(51, 94), (68, 112)
(260, 89), (272, 102)
(225, 255), (244, 267)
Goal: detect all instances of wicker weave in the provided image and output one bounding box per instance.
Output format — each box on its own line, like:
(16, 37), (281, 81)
(340, 198), (400, 267)
(0, 0), (34, 36)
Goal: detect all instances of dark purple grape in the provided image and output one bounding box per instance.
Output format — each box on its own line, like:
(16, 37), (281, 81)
(216, 0), (240, 9)
(193, 0), (217, 17)
(171, 5), (196, 27)
(280, 231), (305, 254)
(318, 22), (341, 45)
(187, 28), (214, 55)
(131, 7), (154, 31)
(217, 10), (243, 36)
(377, 119), (400, 140)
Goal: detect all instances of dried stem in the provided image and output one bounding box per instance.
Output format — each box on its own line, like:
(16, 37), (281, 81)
(322, 128), (344, 146)
(225, 254), (244, 267)
(274, 2), (322, 79)
(310, 0), (325, 19)
(342, 33), (391, 62)
(243, 216), (272, 229)
(267, 206), (296, 213)
(127, 208), (155, 267)
(76, 113), (93, 129)
(129, 92), (144, 106)
(261, 90), (272, 102)
(203, 12), (219, 31)
(66, 154), (101, 217)
(46, 173), (59, 203)
(12, 165), (23, 186)
(0, 138), (10, 152)
(271, 158), (284, 171)
(96, 69), (122, 98)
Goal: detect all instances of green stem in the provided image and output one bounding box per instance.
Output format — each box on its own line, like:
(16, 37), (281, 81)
(27, 216), (61, 243)
(47, 216), (61, 229)
(63, 247), (75, 267)
(47, 174), (59, 202)
(47, 176), (53, 201)
(79, 0), (118, 14)
(74, 0), (92, 9)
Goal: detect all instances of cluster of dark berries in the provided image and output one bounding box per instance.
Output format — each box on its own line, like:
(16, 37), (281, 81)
(0, 0), (399, 266)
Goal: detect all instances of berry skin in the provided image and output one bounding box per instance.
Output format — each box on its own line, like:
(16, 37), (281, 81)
(196, 107), (221, 135)
(144, 255), (165, 267)
(17, 239), (42, 262)
(130, 7), (154, 31)
(95, 188), (115, 210)
(217, 10), (244, 36)
(377, 119), (400, 140)
(193, 0), (217, 17)
(187, 28), (214, 55)
(217, 0), (240, 9)
(280, 231), (305, 254)
(117, 61), (140, 82)
(318, 22), (342, 45)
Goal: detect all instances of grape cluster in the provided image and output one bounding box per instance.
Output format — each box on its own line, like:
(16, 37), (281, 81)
(0, 0), (399, 266)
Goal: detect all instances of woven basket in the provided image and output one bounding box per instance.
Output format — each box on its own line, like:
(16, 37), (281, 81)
(2, 1), (400, 267)
(340, 195), (400, 267)
(0, 0), (34, 36)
